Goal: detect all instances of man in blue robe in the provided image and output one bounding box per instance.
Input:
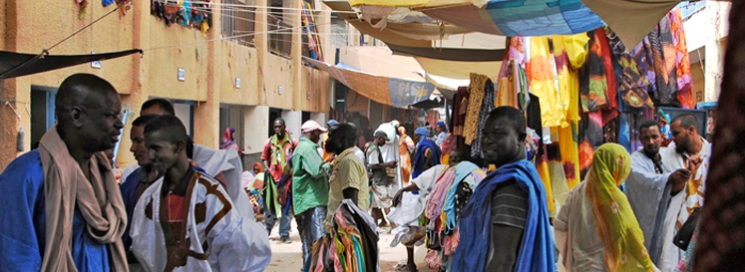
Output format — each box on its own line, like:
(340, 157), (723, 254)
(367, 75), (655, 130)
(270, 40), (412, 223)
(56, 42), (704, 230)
(453, 106), (555, 272)
(0, 74), (128, 271)
(412, 127), (441, 179)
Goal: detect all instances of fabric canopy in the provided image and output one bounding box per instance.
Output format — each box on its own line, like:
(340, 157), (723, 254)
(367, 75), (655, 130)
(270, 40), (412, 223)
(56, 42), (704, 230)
(0, 49), (143, 79)
(415, 57), (501, 80)
(335, 0), (689, 53)
(387, 43), (505, 62)
(304, 57), (436, 108)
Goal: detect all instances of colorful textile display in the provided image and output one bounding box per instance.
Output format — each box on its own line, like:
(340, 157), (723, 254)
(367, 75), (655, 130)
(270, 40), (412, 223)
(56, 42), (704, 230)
(464, 74), (488, 145)
(606, 29), (656, 111)
(649, 15), (681, 107)
(305, 200), (379, 272)
(527, 36), (566, 127)
(471, 80), (496, 158)
(670, 9), (694, 109)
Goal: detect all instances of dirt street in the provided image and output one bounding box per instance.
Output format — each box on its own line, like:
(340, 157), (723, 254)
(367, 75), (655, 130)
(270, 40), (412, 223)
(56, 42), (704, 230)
(265, 219), (432, 272)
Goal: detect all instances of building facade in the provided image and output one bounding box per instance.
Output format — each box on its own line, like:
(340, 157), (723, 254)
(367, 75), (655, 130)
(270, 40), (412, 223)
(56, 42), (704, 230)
(0, 0), (332, 171)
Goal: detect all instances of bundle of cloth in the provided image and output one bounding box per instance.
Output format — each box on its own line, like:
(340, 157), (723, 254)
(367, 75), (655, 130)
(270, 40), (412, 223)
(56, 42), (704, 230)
(304, 200), (380, 272)
(422, 162), (486, 271)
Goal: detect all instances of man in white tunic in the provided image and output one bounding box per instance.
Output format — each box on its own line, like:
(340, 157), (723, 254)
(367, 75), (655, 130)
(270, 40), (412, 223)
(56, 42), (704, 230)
(625, 121), (691, 265)
(659, 114), (710, 271)
(131, 115), (271, 271)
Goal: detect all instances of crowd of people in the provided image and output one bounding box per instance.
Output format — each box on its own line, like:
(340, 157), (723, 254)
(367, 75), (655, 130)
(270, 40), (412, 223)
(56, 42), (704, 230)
(0, 72), (716, 272)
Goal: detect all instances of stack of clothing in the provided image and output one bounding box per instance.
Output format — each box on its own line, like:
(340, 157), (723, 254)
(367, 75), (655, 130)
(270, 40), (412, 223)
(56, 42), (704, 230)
(305, 200), (380, 272)
(422, 162), (486, 271)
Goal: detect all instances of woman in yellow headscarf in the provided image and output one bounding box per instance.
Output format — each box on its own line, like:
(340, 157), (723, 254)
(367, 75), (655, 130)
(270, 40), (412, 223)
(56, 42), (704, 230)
(555, 143), (657, 271)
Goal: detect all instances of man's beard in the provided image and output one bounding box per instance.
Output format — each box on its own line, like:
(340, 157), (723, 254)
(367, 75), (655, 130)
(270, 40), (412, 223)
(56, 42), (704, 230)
(676, 135), (690, 154)
(643, 148), (658, 159)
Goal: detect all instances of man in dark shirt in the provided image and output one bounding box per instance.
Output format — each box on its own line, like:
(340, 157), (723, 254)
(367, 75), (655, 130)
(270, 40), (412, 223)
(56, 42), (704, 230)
(452, 106), (555, 271)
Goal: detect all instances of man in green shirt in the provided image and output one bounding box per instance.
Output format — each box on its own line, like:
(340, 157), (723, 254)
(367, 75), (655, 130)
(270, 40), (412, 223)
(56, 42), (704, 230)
(292, 120), (332, 266)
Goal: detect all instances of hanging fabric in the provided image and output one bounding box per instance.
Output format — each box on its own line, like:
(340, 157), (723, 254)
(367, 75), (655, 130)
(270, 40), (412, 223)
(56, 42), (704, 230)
(463, 74), (488, 146)
(649, 15), (681, 107)
(527, 36), (566, 128)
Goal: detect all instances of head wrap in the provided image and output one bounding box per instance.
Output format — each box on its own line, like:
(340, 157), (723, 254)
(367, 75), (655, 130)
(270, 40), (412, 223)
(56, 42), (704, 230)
(587, 143), (653, 271)
(415, 127), (429, 137)
(327, 119), (340, 127)
(436, 121), (447, 130)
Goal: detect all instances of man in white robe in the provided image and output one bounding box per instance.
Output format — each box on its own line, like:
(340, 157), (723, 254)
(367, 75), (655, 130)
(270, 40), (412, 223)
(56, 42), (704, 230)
(625, 121), (690, 265)
(131, 115), (271, 271)
(658, 114), (711, 271)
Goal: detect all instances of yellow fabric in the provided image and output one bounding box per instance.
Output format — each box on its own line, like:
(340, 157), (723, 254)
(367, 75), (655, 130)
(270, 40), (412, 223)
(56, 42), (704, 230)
(536, 159), (555, 216)
(495, 61), (518, 108)
(464, 73), (489, 145)
(527, 37), (565, 127)
(552, 34), (588, 125)
(553, 34), (585, 191)
(587, 143), (654, 272)
(559, 122), (581, 190)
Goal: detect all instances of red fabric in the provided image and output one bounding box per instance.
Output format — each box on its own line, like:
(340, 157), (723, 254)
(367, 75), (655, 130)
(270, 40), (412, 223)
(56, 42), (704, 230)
(165, 194), (185, 235)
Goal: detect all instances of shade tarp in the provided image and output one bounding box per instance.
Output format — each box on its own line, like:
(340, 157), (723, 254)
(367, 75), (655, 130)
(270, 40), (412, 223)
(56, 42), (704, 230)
(415, 57), (501, 80)
(304, 57), (436, 108)
(387, 43), (505, 62)
(338, 0), (688, 53)
(0, 49), (143, 79)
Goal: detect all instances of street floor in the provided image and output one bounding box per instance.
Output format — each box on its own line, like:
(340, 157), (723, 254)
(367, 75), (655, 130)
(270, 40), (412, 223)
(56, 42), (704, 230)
(265, 219), (432, 272)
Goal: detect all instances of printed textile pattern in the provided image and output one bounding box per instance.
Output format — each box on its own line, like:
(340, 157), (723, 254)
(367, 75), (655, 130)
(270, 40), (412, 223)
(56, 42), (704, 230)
(649, 15), (681, 107)
(464, 74), (489, 145)
(471, 81), (496, 158)
(670, 9), (694, 109)
(606, 29), (655, 111)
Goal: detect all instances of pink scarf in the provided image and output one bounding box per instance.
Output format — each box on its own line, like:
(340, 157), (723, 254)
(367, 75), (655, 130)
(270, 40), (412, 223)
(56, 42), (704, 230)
(425, 167), (456, 218)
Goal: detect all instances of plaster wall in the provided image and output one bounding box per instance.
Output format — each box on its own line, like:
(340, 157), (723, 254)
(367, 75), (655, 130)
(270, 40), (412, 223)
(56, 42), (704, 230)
(0, 0), (332, 171)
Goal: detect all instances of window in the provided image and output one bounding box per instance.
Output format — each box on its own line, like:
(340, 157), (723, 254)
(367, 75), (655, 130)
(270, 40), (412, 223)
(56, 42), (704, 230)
(221, 0), (256, 47)
(269, 0), (292, 58)
(301, 0), (323, 61)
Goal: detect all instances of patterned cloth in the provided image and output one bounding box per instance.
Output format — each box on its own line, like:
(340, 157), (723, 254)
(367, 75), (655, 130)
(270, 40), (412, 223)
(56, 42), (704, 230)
(464, 73), (489, 145)
(649, 15), (681, 107)
(670, 8), (694, 109)
(471, 80), (496, 158)
(556, 144), (654, 271)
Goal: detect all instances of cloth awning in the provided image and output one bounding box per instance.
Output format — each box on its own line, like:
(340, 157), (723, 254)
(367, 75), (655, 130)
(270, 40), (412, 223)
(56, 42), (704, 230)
(387, 43), (505, 62)
(329, 0), (689, 53)
(0, 49), (143, 79)
(304, 57), (436, 108)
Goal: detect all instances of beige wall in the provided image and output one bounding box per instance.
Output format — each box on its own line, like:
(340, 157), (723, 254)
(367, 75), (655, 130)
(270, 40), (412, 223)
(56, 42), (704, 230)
(0, 0), (331, 171)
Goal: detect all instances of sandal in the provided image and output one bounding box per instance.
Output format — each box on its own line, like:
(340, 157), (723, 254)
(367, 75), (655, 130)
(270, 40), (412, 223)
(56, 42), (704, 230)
(394, 264), (418, 272)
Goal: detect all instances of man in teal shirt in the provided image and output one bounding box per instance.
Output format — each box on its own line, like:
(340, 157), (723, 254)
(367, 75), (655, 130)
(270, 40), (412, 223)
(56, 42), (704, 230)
(293, 120), (332, 266)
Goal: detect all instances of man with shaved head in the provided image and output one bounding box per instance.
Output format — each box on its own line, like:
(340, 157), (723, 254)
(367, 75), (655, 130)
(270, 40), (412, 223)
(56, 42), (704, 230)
(0, 74), (128, 271)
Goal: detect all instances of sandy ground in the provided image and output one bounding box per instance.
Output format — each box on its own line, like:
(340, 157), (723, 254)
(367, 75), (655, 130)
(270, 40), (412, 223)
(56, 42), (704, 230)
(264, 218), (432, 272)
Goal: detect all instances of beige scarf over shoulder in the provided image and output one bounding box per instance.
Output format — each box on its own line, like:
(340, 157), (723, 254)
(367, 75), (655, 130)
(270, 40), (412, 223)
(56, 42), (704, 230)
(38, 125), (128, 272)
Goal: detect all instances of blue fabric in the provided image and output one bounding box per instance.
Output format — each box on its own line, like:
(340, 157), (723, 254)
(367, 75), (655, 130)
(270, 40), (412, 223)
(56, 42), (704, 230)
(414, 127), (429, 137)
(436, 121), (446, 130)
(327, 119), (339, 127)
(120, 168), (141, 252)
(0, 150), (110, 272)
(443, 162), (480, 232)
(485, 0), (604, 37)
(412, 139), (441, 178)
(452, 159), (555, 272)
